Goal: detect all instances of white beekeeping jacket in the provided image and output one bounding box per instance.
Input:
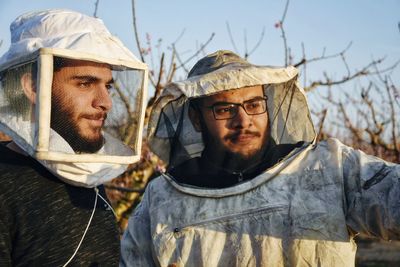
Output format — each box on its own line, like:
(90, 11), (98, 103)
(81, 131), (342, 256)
(121, 51), (400, 266)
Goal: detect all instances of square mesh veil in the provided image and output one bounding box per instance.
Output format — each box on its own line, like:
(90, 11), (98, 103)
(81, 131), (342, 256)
(0, 60), (37, 155)
(0, 49), (147, 164)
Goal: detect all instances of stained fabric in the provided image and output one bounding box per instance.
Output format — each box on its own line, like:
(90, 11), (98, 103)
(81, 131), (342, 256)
(121, 139), (400, 267)
(121, 51), (400, 266)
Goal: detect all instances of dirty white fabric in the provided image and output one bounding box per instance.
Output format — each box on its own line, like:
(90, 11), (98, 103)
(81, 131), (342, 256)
(121, 138), (400, 266)
(121, 51), (400, 266)
(5, 117), (132, 187)
(40, 130), (131, 188)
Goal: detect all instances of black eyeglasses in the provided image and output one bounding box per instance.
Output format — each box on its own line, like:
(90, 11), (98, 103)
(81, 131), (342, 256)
(206, 96), (268, 120)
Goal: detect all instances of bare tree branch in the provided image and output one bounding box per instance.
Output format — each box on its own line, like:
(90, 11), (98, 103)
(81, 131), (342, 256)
(294, 42), (353, 67)
(304, 58), (399, 92)
(338, 102), (364, 143)
(154, 52), (165, 99)
(384, 76), (400, 159)
(340, 53), (351, 77)
(316, 109), (328, 142)
(131, 0), (145, 63)
(172, 28), (186, 45)
(175, 32), (215, 71)
(114, 86), (132, 116)
(301, 42), (307, 87)
(361, 83), (381, 130)
(244, 29), (248, 59)
(166, 49), (177, 83)
(279, 0), (290, 66)
(93, 0), (100, 17)
(226, 22), (239, 53)
(172, 44), (190, 74)
(225, 22), (265, 59)
(247, 27), (266, 58)
(281, 0), (290, 23)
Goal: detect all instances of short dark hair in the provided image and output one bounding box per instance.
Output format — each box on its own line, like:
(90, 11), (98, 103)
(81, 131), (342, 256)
(53, 56), (68, 72)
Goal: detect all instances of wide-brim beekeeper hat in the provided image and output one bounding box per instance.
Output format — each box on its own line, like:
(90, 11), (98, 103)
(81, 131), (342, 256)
(148, 50), (315, 168)
(0, 9), (148, 165)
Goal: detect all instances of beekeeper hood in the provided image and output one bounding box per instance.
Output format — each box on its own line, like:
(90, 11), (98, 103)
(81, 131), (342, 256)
(148, 50), (315, 169)
(0, 9), (148, 187)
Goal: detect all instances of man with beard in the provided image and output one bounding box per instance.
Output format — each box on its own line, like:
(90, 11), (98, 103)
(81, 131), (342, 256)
(167, 84), (300, 188)
(121, 50), (400, 267)
(0, 9), (147, 266)
(50, 58), (114, 154)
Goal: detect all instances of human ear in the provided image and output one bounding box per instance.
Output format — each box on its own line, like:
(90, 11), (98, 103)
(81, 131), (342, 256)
(188, 105), (202, 132)
(20, 73), (36, 104)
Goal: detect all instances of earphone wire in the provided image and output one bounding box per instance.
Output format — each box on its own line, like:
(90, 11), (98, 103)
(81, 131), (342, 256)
(62, 187), (99, 267)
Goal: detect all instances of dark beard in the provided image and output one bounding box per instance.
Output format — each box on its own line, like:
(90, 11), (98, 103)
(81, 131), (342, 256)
(200, 124), (268, 172)
(50, 102), (104, 154)
(202, 138), (267, 171)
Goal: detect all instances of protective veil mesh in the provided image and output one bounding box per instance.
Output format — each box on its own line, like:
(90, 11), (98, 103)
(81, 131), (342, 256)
(0, 54), (147, 163)
(0, 61), (37, 155)
(0, 9), (148, 166)
(148, 52), (315, 169)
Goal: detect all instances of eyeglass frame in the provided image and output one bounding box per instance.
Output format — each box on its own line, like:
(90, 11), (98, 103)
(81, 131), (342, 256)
(204, 95), (268, 120)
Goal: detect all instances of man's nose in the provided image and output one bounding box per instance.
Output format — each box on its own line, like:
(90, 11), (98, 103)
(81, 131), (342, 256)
(93, 84), (112, 111)
(230, 106), (251, 128)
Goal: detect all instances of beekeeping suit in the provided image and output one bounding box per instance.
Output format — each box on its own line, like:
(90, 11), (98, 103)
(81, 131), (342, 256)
(0, 9), (147, 266)
(121, 50), (400, 267)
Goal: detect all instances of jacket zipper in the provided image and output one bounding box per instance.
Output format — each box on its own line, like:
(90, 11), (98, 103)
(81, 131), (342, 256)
(173, 204), (287, 233)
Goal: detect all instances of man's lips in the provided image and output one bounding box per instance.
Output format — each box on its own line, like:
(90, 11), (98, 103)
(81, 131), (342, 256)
(81, 113), (107, 127)
(225, 130), (261, 143)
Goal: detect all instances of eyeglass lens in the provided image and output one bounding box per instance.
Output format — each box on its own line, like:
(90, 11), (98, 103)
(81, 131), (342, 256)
(212, 97), (267, 119)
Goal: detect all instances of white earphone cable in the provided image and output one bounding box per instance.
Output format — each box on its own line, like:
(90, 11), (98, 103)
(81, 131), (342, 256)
(62, 187), (99, 267)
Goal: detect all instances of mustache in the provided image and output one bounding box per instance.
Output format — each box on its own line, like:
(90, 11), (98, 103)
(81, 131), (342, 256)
(224, 130), (261, 140)
(81, 112), (108, 120)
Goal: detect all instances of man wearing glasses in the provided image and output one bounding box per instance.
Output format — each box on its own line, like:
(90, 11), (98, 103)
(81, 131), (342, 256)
(121, 50), (400, 266)
(170, 85), (300, 188)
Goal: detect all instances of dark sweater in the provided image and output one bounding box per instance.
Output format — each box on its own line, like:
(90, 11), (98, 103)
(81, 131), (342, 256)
(0, 143), (120, 266)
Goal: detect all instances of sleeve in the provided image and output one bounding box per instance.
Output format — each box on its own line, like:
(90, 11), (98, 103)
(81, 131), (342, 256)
(120, 190), (157, 267)
(342, 145), (400, 240)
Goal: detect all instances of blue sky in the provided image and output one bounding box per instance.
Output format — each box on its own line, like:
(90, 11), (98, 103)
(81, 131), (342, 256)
(0, 0), (399, 85)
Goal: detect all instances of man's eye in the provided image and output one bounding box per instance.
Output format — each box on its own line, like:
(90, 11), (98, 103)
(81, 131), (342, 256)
(78, 82), (91, 88)
(245, 101), (262, 111)
(214, 105), (235, 115)
(106, 84), (113, 90)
